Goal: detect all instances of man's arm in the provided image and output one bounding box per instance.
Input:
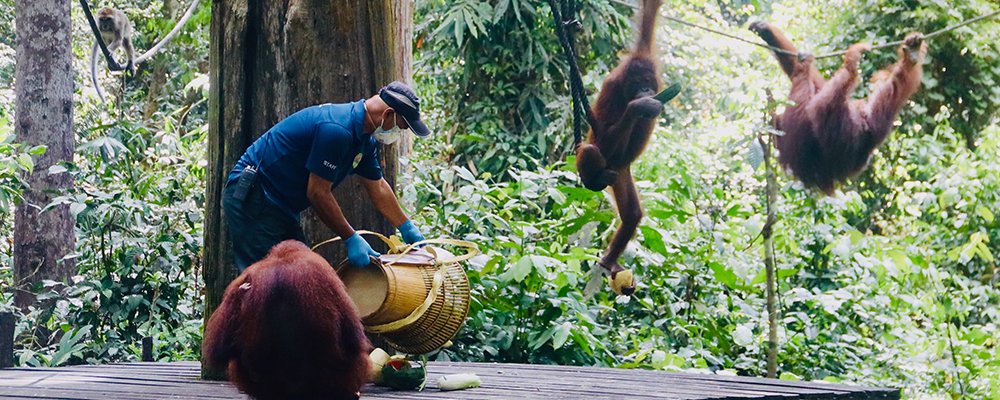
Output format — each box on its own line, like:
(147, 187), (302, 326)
(306, 173), (355, 239)
(359, 177), (408, 227)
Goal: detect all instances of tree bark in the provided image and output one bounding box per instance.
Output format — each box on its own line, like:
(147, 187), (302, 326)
(12, 0), (76, 310)
(202, 0), (412, 379)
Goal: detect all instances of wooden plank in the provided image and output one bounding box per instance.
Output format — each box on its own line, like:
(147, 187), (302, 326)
(395, 370), (782, 399)
(0, 366), (240, 400)
(24, 361), (866, 399)
(463, 363), (897, 399)
(385, 362), (890, 399)
(0, 361), (901, 400)
(416, 363), (806, 399)
(0, 386), (236, 400)
(425, 362), (871, 398)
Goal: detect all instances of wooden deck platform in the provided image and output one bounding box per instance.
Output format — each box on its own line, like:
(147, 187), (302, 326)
(0, 361), (899, 399)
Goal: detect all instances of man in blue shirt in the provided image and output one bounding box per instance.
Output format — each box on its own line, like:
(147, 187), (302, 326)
(223, 81), (430, 271)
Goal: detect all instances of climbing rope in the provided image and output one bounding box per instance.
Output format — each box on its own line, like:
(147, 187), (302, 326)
(812, 8), (1000, 59)
(549, 0), (597, 147)
(608, 0), (1000, 59)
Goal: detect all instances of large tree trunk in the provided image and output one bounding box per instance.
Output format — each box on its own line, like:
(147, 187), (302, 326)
(202, 0), (412, 379)
(12, 0), (76, 309)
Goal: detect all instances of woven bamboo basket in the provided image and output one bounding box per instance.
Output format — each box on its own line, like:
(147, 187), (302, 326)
(313, 231), (477, 354)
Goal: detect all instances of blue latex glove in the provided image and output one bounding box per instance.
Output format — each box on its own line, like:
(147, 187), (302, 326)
(345, 233), (380, 267)
(398, 220), (425, 245)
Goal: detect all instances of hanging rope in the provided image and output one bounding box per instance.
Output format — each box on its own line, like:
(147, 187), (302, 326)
(135, 0), (202, 64)
(816, 10), (1000, 58)
(549, 0), (597, 146)
(813, 8), (1000, 59)
(609, 0), (1000, 59)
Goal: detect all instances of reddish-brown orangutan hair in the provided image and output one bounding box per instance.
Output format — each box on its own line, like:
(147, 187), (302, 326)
(202, 240), (370, 400)
(575, 0), (663, 295)
(750, 22), (927, 195)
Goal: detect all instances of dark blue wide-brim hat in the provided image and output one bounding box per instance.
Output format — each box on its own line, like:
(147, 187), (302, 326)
(379, 81), (431, 137)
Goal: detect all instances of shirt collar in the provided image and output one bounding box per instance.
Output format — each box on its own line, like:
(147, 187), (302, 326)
(350, 99), (367, 141)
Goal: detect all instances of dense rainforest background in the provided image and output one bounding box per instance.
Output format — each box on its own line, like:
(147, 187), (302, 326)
(1, 0), (998, 398)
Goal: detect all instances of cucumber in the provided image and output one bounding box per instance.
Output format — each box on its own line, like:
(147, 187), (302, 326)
(437, 373), (482, 391)
(653, 83), (682, 103)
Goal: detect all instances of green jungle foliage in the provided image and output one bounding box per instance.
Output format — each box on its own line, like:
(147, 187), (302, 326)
(415, 0), (632, 176)
(1, 0), (210, 364)
(1, 0), (998, 398)
(408, 0), (1000, 398)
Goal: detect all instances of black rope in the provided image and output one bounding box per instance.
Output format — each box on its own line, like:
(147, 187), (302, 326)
(549, 0), (596, 147)
(79, 0), (127, 72)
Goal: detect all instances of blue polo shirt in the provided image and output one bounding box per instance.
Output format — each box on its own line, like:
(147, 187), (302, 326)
(227, 100), (382, 218)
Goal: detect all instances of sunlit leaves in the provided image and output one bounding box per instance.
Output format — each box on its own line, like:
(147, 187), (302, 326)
(501, 255), (533, 282)
(48, 325), (91, 367)
(779, 372), (802, 380)
(747, 138), (764, 170)
(947, 231), (993, 264)
(551, 321), (572, 349)
(975, 205), (994, 223)
(710, 261), (742, 291)
(429, 0), (494, 45)
(732, 323), (754, 347)
(0, 119), (45, 210)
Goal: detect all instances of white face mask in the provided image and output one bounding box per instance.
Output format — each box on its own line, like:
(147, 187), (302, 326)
(373, 126), (402, 145)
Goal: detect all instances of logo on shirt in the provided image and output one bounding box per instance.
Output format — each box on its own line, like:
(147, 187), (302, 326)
(323, 160), (337, 170)
(352, 153), (363, 169)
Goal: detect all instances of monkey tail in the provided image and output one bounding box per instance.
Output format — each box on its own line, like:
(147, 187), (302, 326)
(634, 0), (662, 56)
(90, 42), (107, 104)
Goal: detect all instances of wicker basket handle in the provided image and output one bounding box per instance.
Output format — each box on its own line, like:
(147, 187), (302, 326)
(311, 230), (394, 252)
(312, 231), (480, 267)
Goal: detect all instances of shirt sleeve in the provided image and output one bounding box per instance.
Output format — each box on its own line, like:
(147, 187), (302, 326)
(352, 138), (383, 181)
(305, 122), (351, 182)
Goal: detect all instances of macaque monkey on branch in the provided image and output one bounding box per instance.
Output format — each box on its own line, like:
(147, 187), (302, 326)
(90, 7), (135, 104)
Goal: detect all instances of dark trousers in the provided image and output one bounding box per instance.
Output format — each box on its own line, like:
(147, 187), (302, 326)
(222, 181), (305, 272)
